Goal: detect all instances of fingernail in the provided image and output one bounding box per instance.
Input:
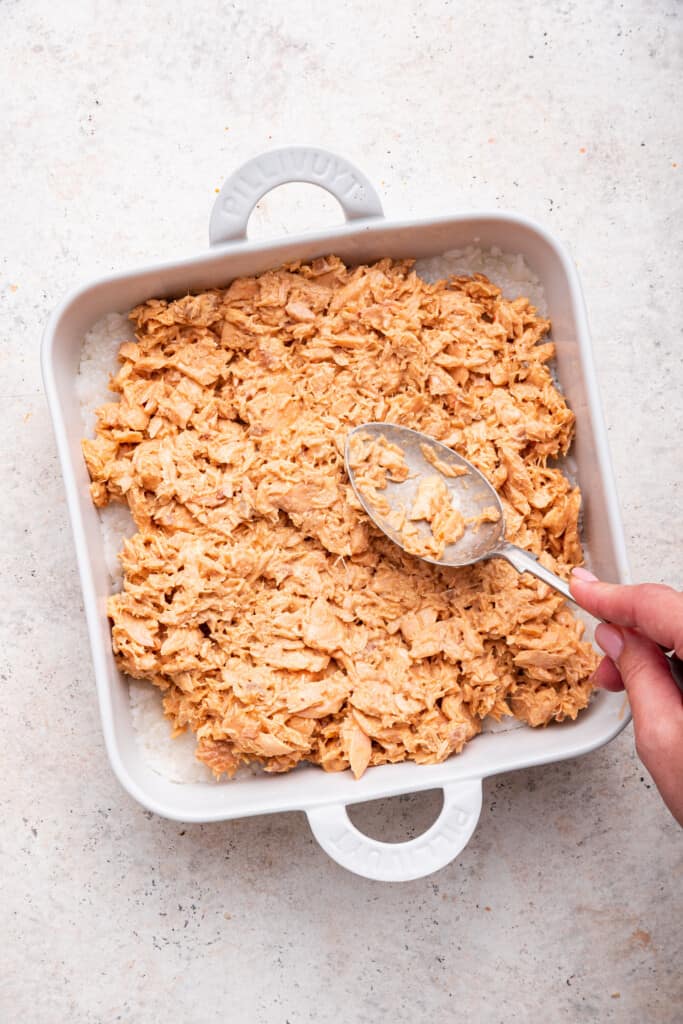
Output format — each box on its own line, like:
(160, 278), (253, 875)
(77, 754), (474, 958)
(572, 567), (598, 583)
(595, 623), (624, 662)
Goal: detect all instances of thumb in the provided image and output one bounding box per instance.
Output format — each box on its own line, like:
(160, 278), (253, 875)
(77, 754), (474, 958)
(595, 623), (683, 757)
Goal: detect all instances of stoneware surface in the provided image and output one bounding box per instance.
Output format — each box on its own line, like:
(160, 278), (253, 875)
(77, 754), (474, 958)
(2, 1), (681, 1021)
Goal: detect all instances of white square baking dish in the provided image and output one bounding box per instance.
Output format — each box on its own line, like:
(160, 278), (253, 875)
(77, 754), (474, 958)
(42, 146), (630, 882)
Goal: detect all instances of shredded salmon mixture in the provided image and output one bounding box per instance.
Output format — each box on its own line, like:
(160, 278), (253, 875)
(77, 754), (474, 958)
(401, 474), (466, 559)
(82, 255), (597, 780)
(420, 443), (469, 478)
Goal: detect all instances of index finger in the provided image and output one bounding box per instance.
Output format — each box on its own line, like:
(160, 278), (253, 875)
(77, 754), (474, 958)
(569, 578), (683, 656)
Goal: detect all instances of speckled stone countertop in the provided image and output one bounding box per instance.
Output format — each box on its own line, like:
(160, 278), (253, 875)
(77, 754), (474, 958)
(2, 2), (682, 1021)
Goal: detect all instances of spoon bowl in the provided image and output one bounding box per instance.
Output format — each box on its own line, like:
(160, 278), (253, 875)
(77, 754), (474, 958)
(345, 422), (573, 600)
(346, 422), (506, 567)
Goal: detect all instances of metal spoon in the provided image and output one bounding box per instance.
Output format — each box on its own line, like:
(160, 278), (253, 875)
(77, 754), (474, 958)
(346, 422), (573, 597)
(345, 422), (683, 689)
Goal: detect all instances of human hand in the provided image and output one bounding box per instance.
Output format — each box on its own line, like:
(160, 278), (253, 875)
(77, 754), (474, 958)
(569, 569), (683, 827)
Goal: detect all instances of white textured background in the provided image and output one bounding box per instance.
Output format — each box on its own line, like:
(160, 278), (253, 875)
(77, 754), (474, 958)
(2, 1), (682, 1021)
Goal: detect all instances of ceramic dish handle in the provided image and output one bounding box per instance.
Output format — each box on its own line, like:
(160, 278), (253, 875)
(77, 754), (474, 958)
(306, 779), (483, 882)
(209, 145), (384, 246)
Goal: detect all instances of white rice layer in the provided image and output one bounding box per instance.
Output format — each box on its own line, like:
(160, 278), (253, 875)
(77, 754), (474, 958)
(416, 245), (547, 315)
(78, 247), (542, 784)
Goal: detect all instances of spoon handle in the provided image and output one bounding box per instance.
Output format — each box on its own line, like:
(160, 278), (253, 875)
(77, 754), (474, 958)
(669, 653), (683, 690)
(496, 542), (683, 693)
(496, 542), (572, 601)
